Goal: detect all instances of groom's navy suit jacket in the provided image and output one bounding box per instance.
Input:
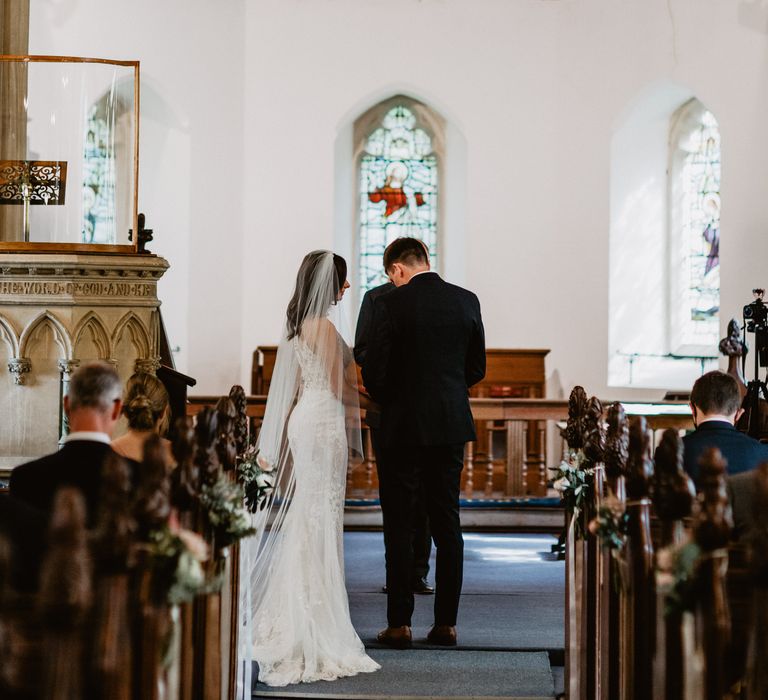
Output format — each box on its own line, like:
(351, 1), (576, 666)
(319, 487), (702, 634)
(355, 282), (395, 431)
(362, 272), (486, 448)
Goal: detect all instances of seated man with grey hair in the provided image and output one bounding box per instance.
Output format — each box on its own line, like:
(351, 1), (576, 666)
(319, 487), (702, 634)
(9, 360), (124, 527)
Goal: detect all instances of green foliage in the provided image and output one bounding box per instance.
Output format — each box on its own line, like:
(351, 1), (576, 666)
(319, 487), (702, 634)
(200, 475), (256, 548)
(550, 450), (594, 539)
(656, 540), (702, 616)
(147, 527), (215, 605)
(591, 496), (629, 551)
(236, 445), (276, 513)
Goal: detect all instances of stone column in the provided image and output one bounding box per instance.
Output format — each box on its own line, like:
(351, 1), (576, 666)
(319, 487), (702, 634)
(58, 358), (81, 444)
(135, 357), (161, 375)
(0, 1), (30, 242)
(7, 355), (30, 384)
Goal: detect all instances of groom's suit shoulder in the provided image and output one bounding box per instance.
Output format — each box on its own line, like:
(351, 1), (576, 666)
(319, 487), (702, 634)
(380, 273), (481, 311)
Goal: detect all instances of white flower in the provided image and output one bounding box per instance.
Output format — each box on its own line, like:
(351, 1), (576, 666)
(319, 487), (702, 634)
(257, 455), (275, 473)
(177, 551), (205, 588)
(553, 476), (570, 493)
(656, 547), (675, 572)
(255, 472), (276, 490)
(603, 494), (625, 519)
(177, 528), (209, 562)
(656, 571), (675, 590)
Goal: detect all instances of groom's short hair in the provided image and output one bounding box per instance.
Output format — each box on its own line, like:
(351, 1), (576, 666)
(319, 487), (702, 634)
(383, 237), (429, 271)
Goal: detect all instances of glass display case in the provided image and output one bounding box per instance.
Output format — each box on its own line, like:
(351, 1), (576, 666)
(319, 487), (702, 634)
(0, 56), (139, 252)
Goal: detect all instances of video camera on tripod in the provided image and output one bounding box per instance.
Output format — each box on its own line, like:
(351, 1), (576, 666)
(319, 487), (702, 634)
(741, 289), (768, 437)
(743, 289), (768, 366)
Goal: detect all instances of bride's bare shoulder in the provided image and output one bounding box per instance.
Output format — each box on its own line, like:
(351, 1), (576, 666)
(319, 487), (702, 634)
(298, 317), (339, 353)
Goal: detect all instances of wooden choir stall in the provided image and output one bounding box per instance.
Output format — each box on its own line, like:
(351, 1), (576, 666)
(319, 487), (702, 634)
(253, 346), (551, 500)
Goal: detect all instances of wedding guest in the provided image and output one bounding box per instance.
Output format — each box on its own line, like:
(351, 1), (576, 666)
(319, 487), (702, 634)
(683, 370), (768, 485)
(355, 272), (434, 595)
(111, 372), (174, 469)
(727, 459), (768, 539)
(9, 361), (123, 527)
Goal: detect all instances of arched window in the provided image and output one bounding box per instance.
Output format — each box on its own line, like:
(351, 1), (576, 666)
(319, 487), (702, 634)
(82, 88), (133, 244)
(82, 104), (116, 243)
(608, 88), (720, 388)
(668, 100), (721, 354)
(355, 98), (442, 295)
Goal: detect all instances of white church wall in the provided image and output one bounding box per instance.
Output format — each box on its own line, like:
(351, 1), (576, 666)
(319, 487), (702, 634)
(26, 0), (768, 402)
(29, 0), (246, 393)
(243, 0), (768, 402)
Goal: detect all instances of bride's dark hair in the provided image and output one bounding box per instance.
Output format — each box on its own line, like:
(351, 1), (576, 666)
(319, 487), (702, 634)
(286, 251), (347, 340)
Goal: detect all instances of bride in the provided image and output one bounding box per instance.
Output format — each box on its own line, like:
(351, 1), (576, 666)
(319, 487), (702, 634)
(240, 250), (380, 689)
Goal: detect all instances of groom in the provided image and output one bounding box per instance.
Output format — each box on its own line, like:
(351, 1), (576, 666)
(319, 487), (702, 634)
(362, 237), (486, 648)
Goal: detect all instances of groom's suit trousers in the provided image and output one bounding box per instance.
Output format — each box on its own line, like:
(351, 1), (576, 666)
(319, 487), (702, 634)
(370, 426), (432, 584)
(378, 443), (464, 628)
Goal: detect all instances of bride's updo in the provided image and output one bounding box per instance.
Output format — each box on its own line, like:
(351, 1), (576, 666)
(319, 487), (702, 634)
(122, 372), (170, 433)
(286, 251), (347, 340)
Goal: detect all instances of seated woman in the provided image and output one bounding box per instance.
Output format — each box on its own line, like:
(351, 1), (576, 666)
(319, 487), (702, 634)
(112, 372), (174, 468)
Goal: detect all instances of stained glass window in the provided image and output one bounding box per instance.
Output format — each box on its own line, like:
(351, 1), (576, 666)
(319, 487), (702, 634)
(671, 106), (721, 351)
(82, 105), (116, 243)
(358, 105), (438, 294)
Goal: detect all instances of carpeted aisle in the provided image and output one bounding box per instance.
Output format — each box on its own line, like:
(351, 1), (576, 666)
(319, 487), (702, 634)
(253, 649), (554, 699)
(347, 532), (564, 653)
(253, 532), (563, 699)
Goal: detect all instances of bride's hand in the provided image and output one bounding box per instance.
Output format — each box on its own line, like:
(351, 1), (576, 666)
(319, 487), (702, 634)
(358, 392), (378, 411)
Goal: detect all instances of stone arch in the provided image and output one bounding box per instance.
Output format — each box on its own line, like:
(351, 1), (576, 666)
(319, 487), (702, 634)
(0, 315), (20, 357)
(19, 311), (73, 359)
(73, 311), (112, 360)
(112, 311), (151, 359)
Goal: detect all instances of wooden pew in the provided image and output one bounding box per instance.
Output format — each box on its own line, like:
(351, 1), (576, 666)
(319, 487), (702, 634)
(563, 389), (768, 700)
(0, 389), (251, 700)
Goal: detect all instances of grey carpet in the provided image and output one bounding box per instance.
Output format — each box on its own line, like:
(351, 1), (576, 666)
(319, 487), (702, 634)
(345, 532), (564, 651)
(252, 533), (562, 698)
(252, 649), (554, 699)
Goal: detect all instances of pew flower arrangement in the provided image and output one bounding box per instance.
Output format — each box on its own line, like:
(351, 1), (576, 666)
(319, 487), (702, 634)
(588, 493), (628, 551)
(200, 474), (257, 549)
(656, 539), (701, 615)
(589, 492), (631, 591)
(551, 449), (594, 539)
(147, 525), (211, 604)
(236, 444), (277, 512)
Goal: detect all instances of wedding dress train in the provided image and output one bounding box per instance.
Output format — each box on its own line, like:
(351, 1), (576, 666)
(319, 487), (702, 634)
(251, 338), (380, 686)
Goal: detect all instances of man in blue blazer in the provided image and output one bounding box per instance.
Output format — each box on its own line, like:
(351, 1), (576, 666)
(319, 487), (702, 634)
(683, 370), (768, 485)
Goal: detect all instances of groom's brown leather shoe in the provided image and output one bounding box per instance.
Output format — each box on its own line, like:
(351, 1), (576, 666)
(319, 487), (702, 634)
(426, 625), (457, 646)
(377, 626), (412, 649)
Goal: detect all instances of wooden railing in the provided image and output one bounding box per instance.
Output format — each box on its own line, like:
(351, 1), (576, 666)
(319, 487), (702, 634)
(187, 397), (693, 501)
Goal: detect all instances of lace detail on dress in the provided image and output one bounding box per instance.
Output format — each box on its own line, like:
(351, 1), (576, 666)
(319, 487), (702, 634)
(294, 337), (333, 394)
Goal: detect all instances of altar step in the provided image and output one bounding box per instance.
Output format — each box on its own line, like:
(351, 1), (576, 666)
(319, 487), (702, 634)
(344, 501), (564, 533)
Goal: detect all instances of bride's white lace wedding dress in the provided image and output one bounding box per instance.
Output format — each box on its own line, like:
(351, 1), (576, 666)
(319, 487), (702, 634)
(251, 337), (380, 687)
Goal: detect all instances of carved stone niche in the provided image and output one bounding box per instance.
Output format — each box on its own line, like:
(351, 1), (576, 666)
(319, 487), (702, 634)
(0, 251), (169, 469)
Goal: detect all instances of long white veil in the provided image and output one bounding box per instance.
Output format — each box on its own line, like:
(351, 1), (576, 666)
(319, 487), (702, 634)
(237, 250), (362, 695)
